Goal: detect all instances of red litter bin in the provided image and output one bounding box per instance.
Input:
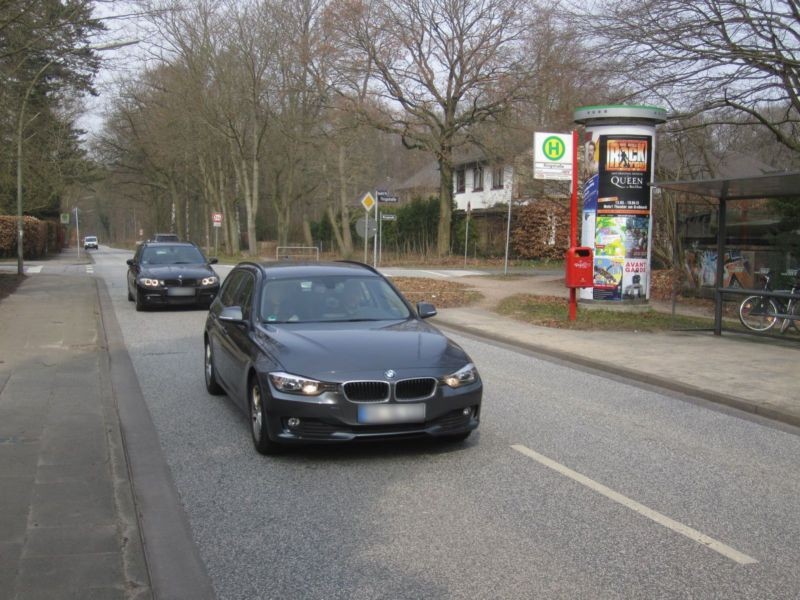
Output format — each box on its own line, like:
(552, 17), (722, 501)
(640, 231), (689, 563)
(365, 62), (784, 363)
(565, 247), (593, 288)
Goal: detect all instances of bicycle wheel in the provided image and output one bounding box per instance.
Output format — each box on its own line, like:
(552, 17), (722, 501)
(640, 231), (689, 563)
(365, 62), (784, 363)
(739, 296), (779, 332)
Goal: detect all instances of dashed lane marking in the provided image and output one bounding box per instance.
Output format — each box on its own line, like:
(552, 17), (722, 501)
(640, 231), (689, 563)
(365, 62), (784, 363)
(511, 444), (758, 565)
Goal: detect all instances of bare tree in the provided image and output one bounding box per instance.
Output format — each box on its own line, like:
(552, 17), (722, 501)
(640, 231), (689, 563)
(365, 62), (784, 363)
(333, 0), (537, 256)
(581, 0), (800, 155)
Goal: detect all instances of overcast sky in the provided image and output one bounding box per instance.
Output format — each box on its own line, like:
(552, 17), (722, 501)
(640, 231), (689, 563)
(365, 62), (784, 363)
(77, 2), (156, 138)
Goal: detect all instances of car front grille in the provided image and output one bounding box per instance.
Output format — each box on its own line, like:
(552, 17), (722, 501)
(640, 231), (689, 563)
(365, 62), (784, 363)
(395, 378), (437, 400)
(343, 381), (390, 402)
(164, 278), (198, 286)
(342, 378), (437, 402)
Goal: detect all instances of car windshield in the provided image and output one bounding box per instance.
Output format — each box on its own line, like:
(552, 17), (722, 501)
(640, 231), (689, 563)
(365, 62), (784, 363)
(141, 245), (206, 265)
(260, 275), (411, 323)
(85, 237), (96, 242)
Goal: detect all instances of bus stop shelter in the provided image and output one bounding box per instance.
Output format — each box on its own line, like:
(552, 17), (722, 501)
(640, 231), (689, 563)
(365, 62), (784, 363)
(652, 171), (800, 335)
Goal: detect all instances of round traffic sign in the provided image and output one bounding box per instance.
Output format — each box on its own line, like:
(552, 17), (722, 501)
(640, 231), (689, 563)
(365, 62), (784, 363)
(355, 217), (377, 239)
(542, 136), (566, 161)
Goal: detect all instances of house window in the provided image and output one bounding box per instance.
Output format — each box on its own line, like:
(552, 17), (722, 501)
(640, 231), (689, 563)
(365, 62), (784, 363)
(492, 165), (505, 189)
(473, 165), (484, 191)
(456, 167), (466, 194)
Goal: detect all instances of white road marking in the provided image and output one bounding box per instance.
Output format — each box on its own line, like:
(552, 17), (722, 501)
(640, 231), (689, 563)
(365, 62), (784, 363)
(86, 266), (94, 274)
(511, 444), (758, 565)
(27, 266), (42, 273)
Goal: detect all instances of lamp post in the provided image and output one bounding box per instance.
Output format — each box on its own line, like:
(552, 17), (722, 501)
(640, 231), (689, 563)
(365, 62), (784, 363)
(16, 39), (138, 275)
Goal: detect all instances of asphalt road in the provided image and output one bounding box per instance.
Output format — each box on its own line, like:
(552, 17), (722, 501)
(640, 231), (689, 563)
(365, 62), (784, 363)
(93, 246), (800, 599)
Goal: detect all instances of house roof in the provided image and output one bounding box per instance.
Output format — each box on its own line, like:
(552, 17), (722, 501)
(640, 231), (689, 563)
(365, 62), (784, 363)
(395, 162), (439, 191)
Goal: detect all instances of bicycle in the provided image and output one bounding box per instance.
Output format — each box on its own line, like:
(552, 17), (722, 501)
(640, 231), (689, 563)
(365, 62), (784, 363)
(738, 271), (800, 333)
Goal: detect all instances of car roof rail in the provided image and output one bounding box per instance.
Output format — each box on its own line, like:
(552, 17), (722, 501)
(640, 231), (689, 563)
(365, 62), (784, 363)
(335, 260), (380, 276)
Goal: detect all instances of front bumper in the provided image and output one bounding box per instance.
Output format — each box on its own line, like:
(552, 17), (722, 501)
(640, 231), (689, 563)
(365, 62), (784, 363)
(261, 377), (482, 444)
(138, 285), (219, 307)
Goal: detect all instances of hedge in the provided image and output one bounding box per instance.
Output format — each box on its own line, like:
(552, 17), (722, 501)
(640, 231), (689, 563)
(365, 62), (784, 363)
(0, 215), (59, 259)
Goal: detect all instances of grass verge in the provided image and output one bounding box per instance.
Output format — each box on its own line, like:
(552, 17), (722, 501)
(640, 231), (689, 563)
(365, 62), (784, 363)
(497, 294), (714, 331)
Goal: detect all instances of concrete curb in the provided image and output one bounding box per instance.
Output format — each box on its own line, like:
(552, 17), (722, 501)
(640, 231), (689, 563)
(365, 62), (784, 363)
(96, 278), (217, 600)
(435, 317), (800, 430)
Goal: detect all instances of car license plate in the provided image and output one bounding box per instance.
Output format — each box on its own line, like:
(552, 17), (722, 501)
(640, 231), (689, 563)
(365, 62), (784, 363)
(167, 287), (196, 297)
(358, 403), (425, 424)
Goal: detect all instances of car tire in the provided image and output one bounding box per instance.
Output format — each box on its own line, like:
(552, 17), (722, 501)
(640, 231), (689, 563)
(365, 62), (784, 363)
(249, 376), (282, 455)
(204, 340), (224, 396)
(135, 287), (146, 312)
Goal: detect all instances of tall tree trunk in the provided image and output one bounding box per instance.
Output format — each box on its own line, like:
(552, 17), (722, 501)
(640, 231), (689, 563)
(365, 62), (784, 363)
(327, 204), (345, 253)
(247, 145), (259, 256)
(437, 151), (454, 257)
(338, 145), (353, 256)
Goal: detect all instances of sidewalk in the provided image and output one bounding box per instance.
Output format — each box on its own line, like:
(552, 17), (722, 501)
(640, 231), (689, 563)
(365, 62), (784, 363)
(1, 249), (216, 600)
(0, 251), (150, 599)
(433, 275), (800, 428)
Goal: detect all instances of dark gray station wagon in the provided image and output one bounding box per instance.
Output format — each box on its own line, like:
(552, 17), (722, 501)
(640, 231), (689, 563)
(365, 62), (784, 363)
(204, 261), (482, 455)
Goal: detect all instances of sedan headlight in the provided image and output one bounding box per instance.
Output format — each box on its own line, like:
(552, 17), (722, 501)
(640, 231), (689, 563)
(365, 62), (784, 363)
(139, 278), (163, 288)
(269, 372), (323, 396)
(201, 275), (219, 286)
(443, 363), (478, 388)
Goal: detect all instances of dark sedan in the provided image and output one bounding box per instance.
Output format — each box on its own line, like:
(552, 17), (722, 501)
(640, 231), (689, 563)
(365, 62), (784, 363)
(126, 242), (220, 311)
(204, 261), (482, 455)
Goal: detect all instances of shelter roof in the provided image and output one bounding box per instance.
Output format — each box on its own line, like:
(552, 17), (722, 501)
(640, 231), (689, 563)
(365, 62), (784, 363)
(653, 171), (800, 201)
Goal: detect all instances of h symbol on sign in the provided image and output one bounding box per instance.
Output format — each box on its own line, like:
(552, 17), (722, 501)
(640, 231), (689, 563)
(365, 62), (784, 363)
(547, 140), (562, 155)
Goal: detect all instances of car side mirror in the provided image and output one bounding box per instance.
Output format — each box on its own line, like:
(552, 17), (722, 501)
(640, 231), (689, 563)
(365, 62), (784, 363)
(219, 306), (244, 323)
(126, 259), (135, 266)
(417, 302), (437, 319)
(209, 257), (219, 265)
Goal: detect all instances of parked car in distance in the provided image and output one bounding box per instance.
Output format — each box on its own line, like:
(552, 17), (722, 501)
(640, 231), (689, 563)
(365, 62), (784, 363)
(126, 241), (220, 311)
(83, 235), (98, 250)
(204, 261), (482, 455)
(153, 232), (180, 242)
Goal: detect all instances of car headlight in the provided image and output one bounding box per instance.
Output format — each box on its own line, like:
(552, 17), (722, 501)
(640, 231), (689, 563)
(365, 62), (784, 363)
(269, 372), (323, 396)
(139, 278), (163, 288)
(201, 275), (219, 286)
(443, 363), (478, 388)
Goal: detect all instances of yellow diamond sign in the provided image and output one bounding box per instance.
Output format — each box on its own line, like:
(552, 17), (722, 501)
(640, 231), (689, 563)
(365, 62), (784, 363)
(361, 192), (376, 211)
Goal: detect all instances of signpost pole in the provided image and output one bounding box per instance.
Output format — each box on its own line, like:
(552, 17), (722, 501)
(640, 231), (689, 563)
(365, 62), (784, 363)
(569, 130), (579, 321)
(364, 207), (369, 263)
(464, 202), (470, 268)
(75, 207), (80, 258)
(373, 193), (379, 268)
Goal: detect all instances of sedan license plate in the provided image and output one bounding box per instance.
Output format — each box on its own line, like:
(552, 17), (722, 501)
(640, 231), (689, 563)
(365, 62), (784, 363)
(167, 287), (196, 297)
(358, 403), (425, 424)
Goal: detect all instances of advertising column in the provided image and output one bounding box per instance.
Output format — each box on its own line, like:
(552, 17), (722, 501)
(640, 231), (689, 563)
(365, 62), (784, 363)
(574, 106), (666, 301)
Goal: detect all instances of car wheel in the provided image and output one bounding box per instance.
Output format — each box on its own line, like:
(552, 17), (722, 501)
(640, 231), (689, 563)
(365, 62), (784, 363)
(135, 287), (146, 312)
(249, 376), (282, 455)
(204, 340), (224, 396)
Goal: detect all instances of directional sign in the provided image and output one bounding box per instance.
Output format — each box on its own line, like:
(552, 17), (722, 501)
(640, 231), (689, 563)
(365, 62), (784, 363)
(361, 192), (376, 212)
(377, 191), (399, 203)
(534, 132), (573, 180)
(381, 213), (397, 221)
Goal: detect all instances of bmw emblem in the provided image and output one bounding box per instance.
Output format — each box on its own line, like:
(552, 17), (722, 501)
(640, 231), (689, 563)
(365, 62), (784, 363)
(385, 369), (396, 379)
